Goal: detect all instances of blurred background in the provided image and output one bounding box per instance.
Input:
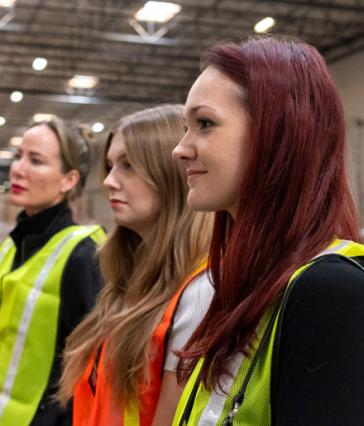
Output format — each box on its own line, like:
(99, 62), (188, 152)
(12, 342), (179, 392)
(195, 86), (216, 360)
(0, 0), (363, 237)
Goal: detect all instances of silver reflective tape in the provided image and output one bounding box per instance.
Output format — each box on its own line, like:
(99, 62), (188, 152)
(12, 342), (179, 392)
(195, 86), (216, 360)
(197, 353), (244, 425)
(0, 240), (13, 264)
(314, 239), (351, 258)
(0, 228), (89, 417)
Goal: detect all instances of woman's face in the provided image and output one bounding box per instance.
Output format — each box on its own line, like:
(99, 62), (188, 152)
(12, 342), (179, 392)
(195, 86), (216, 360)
(173, 66), (250, 218)
(103, 133), (160, 239)
(10, 124), (75, 216)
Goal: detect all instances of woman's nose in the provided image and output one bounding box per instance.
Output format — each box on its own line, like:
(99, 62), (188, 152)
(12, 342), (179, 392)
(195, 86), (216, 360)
(172, 135), (195, 162)
(10, 158), (25, 177)
(103, 169), (121, 190)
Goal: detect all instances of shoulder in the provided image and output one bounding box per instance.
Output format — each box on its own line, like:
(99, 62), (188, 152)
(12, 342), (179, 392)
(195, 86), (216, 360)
(290, 254), (364, 307)
(67, 235), (99, 262)
(178, 270), (214, 308)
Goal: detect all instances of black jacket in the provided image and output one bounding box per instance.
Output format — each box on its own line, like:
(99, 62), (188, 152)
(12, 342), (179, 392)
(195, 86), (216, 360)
(9, 202), (104, 426)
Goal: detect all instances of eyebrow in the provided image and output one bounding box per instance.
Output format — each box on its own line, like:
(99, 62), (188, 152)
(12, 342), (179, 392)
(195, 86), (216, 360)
(28, 150), (45, 157)
(189, 105), (217, 114)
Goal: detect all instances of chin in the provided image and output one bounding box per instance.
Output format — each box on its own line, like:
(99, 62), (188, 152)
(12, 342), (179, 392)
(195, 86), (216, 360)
(9, 196), (24, 207)
(187, 194), (215, 212)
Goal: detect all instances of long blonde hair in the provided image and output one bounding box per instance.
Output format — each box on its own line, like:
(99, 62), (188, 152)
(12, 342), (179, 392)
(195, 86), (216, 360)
(59, 104), (213, 404)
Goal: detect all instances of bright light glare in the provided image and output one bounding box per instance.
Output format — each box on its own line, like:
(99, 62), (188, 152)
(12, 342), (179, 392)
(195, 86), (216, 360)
(0, 0), (16, 7)
(10, 91), (23, 102)
(254, 17), (275, 33)
(9, 136), (22, 147)
(0, 116), (6, 126)
(33, 113), (54, 122)
(92, 122), (104, 133)
(0, 150), (14, 159)
(32, 57), (47, 71)
(68, 75), (98, 89)
(135, 1), (181, 23)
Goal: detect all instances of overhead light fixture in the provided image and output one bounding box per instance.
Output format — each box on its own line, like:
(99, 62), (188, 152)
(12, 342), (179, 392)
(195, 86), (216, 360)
(92, 122), (104, 133)
(32, 57), (47, 71)
(0, 116), (6, 126)
(0, 150), (14, 159)
(135, 1), (181, 23)
(67, 75), (98, 90)
(10, 91), (23, 102)
(0, 0), (16, 7)
(9, 136), (22, 147)
(33, 113), (54, 122)
(254, 17), (275, 33)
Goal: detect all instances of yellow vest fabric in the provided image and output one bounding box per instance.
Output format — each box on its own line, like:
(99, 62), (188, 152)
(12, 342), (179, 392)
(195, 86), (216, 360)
(173, 239), (364, 426)
(0, 225), (105, 426)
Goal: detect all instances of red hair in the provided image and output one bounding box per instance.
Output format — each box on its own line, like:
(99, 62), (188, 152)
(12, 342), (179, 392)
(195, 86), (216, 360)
(178, 37), (360, 389)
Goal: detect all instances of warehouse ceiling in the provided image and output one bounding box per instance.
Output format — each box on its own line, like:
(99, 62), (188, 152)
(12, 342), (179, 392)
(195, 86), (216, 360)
(0, 0), (363, 152)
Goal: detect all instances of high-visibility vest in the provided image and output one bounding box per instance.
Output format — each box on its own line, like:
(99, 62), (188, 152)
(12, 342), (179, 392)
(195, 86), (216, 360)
(0, 225), (105, 426)
(73, 261), (208, 426)
(173, 239), (364, 426)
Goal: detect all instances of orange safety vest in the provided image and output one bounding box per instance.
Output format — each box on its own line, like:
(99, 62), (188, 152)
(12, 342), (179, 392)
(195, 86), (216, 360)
(73, 262), (208, 426)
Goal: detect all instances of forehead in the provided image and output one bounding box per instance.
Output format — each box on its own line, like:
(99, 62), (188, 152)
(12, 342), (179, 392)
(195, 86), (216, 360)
(185, 66), (244, 114)
(108, 133), (126, 158)
(22, 125), (60, 156)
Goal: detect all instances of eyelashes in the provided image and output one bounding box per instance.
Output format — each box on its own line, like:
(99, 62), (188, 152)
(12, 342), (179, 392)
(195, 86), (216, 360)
(184, 117), (215, 133)
(197, 117), (214, 130)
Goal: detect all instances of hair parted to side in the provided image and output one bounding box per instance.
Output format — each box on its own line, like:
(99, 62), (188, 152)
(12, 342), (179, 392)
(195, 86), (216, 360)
(177, 37), (361, 390)
(59, 104), (213, 404)
(28, 115), (92, 199)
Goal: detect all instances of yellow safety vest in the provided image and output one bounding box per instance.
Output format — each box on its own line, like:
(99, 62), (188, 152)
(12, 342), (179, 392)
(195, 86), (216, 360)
(0, 225), (105, 426)
(173, 239), (364, 426)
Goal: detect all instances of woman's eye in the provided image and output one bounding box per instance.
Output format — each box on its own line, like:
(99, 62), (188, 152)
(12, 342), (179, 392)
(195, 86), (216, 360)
(197, 117), (214, 130)
(123, 161), (132, 171)
(13, 153), (21, 160)
(30, 158), (42, 165)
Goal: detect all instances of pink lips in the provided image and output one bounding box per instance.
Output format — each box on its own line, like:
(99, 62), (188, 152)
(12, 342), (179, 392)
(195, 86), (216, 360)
(110, 199), (127, 209)
(186, 169), (207, 182)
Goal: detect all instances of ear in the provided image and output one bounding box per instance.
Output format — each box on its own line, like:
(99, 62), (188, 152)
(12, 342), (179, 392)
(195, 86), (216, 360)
(60, 169), (80, 194)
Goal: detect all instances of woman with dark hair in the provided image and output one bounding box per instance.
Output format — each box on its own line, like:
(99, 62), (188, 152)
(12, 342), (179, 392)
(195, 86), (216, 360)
(172, 37), (364, 425)
(0, 116), (105, 426)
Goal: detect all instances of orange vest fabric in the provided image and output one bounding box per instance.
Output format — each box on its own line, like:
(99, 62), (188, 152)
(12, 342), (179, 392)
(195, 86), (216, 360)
(73, 262), (207, 426)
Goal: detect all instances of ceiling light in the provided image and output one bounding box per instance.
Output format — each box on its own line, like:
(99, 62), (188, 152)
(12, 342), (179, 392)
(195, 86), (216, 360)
(9, 136), (22, 146)
(0, 0), (16, 7)
(32, 57), (47, 71)
(135, 1), (181, 23)
(10, 91), (23, 102)
(92, 122), (104, 133)
(254, 17), (275, 33)
(0, 150), (14, 159)
(67, 75), (98, 90)
(0, 116), (6, 126)
(33, 113), (54, 122)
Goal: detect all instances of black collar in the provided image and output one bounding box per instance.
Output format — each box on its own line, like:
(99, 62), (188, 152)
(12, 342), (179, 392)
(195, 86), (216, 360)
(10, 201), (75, 269)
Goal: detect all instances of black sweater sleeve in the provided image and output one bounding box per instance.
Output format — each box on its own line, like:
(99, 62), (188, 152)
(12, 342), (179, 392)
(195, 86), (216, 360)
(60, 236), (104, 337)
(273, 256), (364, 426)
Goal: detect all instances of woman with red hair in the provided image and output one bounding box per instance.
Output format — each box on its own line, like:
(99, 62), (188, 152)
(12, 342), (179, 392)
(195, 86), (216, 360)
(172, 37), (364, 425)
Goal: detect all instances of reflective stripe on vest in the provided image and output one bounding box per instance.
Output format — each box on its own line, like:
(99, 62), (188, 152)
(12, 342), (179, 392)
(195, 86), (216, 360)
(0, 225), (105, 426)
(73, 261), (208, 426)
(0, 239), (13, 264)
(173, 239), (364, 426)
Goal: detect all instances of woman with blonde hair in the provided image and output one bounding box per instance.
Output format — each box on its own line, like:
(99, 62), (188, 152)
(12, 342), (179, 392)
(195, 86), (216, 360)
(59, 104), (213, 425)
(0, 116), (105, 426)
